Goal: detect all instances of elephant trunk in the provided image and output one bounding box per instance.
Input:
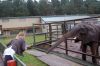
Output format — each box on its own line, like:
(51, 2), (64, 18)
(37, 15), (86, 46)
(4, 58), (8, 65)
(47, 31), (76, 53)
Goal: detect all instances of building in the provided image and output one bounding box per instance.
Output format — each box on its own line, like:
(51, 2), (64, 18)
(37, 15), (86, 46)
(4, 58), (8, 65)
(0, 16), (41, 35)
(0, 15), (100, 36)
(41, 15), (90, 32)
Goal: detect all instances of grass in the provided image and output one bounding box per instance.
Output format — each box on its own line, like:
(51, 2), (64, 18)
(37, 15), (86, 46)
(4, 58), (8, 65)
(25, 34), (46, 45)
(0, 37), (13, 45)
(16, 52), (48, 66)
(0, 34), (48, 66)
(0, 34), (46, 45)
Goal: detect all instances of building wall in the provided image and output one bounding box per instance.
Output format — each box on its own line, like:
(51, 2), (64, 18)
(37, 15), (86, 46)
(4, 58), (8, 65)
(0, 17), (41, 29)
(0, 16), (100, 36)
(0, 17), (41, 35)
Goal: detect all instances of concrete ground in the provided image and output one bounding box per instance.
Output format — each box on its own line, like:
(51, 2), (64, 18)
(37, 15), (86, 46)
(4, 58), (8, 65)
(26, 49), (83, 66)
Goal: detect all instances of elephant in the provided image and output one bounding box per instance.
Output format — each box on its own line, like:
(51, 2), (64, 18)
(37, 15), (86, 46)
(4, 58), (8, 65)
(47, 22), (100, 64)
(74, 35), (99, 63)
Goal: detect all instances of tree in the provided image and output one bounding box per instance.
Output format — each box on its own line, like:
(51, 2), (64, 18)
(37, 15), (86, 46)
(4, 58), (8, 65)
(61, 0), (68, 5)
(61, 0), (70, 14)
(84, 0), (97, 14)
(27, 0), (39, 16)
(13, 0), (29, 16)
(0, 0), (29, 17)
(0, 0), (100, 17)
(0, 0), (14, 17)
(51, 0), (62, 15)
(33, 0), (39, 15)
(71, 0), (83, 14)
(38, 0), (52, 15)
(0, 1), (3, 17)
(94, 1), (100, 14)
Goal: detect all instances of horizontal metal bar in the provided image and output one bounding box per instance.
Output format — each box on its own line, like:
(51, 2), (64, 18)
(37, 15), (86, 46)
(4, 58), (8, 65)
(56, 46), (100, 59)
(14, 55), (26, 66)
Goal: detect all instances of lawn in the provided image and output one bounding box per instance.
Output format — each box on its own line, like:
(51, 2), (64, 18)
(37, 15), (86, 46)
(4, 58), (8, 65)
(16, 52), (48, 66)
(25, 34), (46, 45)
(0, 34), (46, 45)
(0, 35), (48, 66)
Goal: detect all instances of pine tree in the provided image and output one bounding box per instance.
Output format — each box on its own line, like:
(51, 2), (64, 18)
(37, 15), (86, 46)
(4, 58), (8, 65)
(27, 0), (36, 16)
(51, 0), (62, 15)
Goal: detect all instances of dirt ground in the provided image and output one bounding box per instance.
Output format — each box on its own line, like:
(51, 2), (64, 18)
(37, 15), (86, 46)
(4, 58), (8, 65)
(51, 40), (100, 64)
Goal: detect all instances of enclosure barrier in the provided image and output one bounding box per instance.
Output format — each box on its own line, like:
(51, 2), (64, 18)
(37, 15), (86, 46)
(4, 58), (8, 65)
(32, 23), (63, 45)
(0, 43), (26, 66)
(60, 38), (100, 59)
(32, 15), (100, 45)
(33, 15), (100, 65)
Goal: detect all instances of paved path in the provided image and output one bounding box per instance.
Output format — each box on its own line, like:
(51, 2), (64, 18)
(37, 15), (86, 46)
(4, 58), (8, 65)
(26, 49), (83, 66)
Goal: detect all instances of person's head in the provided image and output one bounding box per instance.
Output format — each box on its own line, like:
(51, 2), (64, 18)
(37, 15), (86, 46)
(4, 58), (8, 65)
(16, 32), (26, 40)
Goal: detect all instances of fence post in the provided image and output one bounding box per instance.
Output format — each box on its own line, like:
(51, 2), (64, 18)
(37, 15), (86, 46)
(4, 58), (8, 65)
(64, 38), (68, 55)
(32, 24), (36, 46)
(48, 23), (52, 44)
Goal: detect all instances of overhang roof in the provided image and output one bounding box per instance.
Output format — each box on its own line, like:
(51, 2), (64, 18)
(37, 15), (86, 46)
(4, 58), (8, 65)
(41, 15), (90, 23)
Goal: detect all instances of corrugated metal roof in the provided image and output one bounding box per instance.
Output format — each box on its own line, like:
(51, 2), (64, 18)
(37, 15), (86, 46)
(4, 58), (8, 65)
(41, 15), (90, 23)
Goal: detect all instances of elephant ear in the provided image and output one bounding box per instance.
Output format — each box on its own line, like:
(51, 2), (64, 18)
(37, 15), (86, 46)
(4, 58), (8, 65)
(84, 23), (94, 31)
(78, 24), (90, 35)
(77, 28), (87, 37)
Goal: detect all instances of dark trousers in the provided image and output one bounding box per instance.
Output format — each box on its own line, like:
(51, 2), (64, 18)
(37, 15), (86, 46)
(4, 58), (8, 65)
(4, 55), (13, 66)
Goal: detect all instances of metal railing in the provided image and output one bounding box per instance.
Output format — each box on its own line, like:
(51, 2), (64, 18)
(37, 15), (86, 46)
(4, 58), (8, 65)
(14, 56), (26, 66)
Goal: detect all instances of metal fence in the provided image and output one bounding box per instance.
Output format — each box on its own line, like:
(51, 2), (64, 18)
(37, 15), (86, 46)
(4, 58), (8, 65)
(14, 56), (26, 66)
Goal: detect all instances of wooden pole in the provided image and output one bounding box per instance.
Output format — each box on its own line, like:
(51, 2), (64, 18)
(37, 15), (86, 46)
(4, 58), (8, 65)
(45, 33), (47, 41)
(61, 22), (68, 55)
(56, 25), (58, 39)
(32, 24), (36, 46)
(0, 25), (2, 35)
(48, 23), (52, 44)
(64, 38), (68, 55)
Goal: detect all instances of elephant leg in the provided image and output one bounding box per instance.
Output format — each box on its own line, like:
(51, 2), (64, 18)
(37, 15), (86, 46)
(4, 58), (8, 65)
(82, 44), (87, 61)
(90, 42), (98, 64)
(96, 46), (99, 57)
